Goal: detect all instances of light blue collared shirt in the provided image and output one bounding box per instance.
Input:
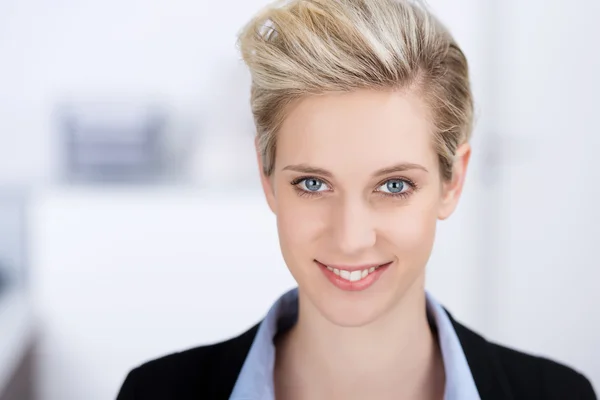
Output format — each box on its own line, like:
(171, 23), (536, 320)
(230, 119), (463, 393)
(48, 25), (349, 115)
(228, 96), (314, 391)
(229, 288), (480, 400)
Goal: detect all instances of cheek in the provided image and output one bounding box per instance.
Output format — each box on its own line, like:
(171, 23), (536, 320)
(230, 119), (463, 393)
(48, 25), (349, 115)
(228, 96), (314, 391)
(275, 193), (328, 256)
(382, 200), (438, 257)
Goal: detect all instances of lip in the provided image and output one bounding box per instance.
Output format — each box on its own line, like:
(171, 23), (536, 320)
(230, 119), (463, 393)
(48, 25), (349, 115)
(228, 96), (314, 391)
(315, 260), (393, 292)
(314, 260), (388, 271)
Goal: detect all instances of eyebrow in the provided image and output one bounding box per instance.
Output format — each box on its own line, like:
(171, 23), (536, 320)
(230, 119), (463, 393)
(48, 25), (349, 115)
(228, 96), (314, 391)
(282, 162), (428, 178)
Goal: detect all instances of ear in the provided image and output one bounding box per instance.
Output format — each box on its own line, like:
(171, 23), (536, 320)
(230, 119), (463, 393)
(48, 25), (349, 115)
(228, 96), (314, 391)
(438, 142), (471, 220)
(255, 137), (277, 215)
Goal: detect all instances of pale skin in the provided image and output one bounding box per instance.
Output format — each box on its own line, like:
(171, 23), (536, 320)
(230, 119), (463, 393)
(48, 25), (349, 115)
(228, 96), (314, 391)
(257, 88), (471, 400)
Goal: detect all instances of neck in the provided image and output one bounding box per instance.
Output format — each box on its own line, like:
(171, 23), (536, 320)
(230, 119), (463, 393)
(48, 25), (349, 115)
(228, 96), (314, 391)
(275, 277), (445, 400)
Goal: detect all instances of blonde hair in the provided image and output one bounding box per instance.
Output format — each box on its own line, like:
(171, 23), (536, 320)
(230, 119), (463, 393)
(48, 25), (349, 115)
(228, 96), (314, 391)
(237, 0), (473, 181)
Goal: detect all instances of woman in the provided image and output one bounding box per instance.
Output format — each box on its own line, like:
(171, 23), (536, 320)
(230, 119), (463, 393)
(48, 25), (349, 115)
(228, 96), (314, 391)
(117, 0), (596, 399)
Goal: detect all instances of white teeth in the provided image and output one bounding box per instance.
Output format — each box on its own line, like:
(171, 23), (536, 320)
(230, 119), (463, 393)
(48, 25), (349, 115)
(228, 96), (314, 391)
(327, 264), (381, 282)
(349, 270), (362, 282)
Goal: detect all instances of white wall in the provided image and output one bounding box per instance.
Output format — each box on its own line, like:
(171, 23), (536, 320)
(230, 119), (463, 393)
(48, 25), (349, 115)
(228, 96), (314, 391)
(29, 188), (291, 399)
(489, 0), (600, 389)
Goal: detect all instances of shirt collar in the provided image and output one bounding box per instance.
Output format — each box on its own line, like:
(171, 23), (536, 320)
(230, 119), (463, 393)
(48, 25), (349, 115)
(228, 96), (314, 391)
(229, 288), (480, 400)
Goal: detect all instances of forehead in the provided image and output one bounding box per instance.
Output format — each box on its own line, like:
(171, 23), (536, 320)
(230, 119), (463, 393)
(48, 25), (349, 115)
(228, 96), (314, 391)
(275, 89), (437, 173)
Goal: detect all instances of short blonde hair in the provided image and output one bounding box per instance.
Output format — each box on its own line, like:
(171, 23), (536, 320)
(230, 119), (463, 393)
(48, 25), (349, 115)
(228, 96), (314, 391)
(237, 0), (473, 181)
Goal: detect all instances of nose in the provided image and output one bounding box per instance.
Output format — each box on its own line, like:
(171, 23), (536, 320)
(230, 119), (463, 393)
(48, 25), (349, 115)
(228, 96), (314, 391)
(331, 197), (377, 255)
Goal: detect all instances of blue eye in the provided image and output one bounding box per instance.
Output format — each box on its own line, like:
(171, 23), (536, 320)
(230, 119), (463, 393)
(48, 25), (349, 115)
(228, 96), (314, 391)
(379, 179), (408, 194)
(300, 178), (328, 192)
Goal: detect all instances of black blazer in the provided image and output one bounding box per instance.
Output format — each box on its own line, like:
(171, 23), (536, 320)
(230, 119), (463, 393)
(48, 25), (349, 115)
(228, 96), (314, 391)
(116, 310), (596, 400)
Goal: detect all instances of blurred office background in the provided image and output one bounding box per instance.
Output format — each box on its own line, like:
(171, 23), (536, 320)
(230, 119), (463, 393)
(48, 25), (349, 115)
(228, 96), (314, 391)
(0, 0), (599, 398)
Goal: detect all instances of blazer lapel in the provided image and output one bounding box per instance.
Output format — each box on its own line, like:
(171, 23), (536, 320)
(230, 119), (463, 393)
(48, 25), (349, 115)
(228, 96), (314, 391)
(445, 309), (515, 400)
(214, 323), (260, 399)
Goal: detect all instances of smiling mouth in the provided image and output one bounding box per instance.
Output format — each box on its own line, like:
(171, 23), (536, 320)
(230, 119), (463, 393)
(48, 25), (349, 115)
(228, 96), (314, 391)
(314, 260), (392, 282)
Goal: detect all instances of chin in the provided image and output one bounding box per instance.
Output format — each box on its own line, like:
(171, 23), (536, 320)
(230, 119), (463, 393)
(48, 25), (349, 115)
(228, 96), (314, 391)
(305, 284), (397, 328)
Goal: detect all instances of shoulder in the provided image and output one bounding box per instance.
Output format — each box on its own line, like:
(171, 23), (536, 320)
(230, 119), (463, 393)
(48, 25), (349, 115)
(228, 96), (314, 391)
(492, 341), (596, 399)
(451, 317), (596, 399)
(116, 323), (259, 400)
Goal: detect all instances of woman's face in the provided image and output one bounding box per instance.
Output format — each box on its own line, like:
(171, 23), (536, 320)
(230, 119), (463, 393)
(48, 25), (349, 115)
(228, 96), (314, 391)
(259, 89), (469, 327)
